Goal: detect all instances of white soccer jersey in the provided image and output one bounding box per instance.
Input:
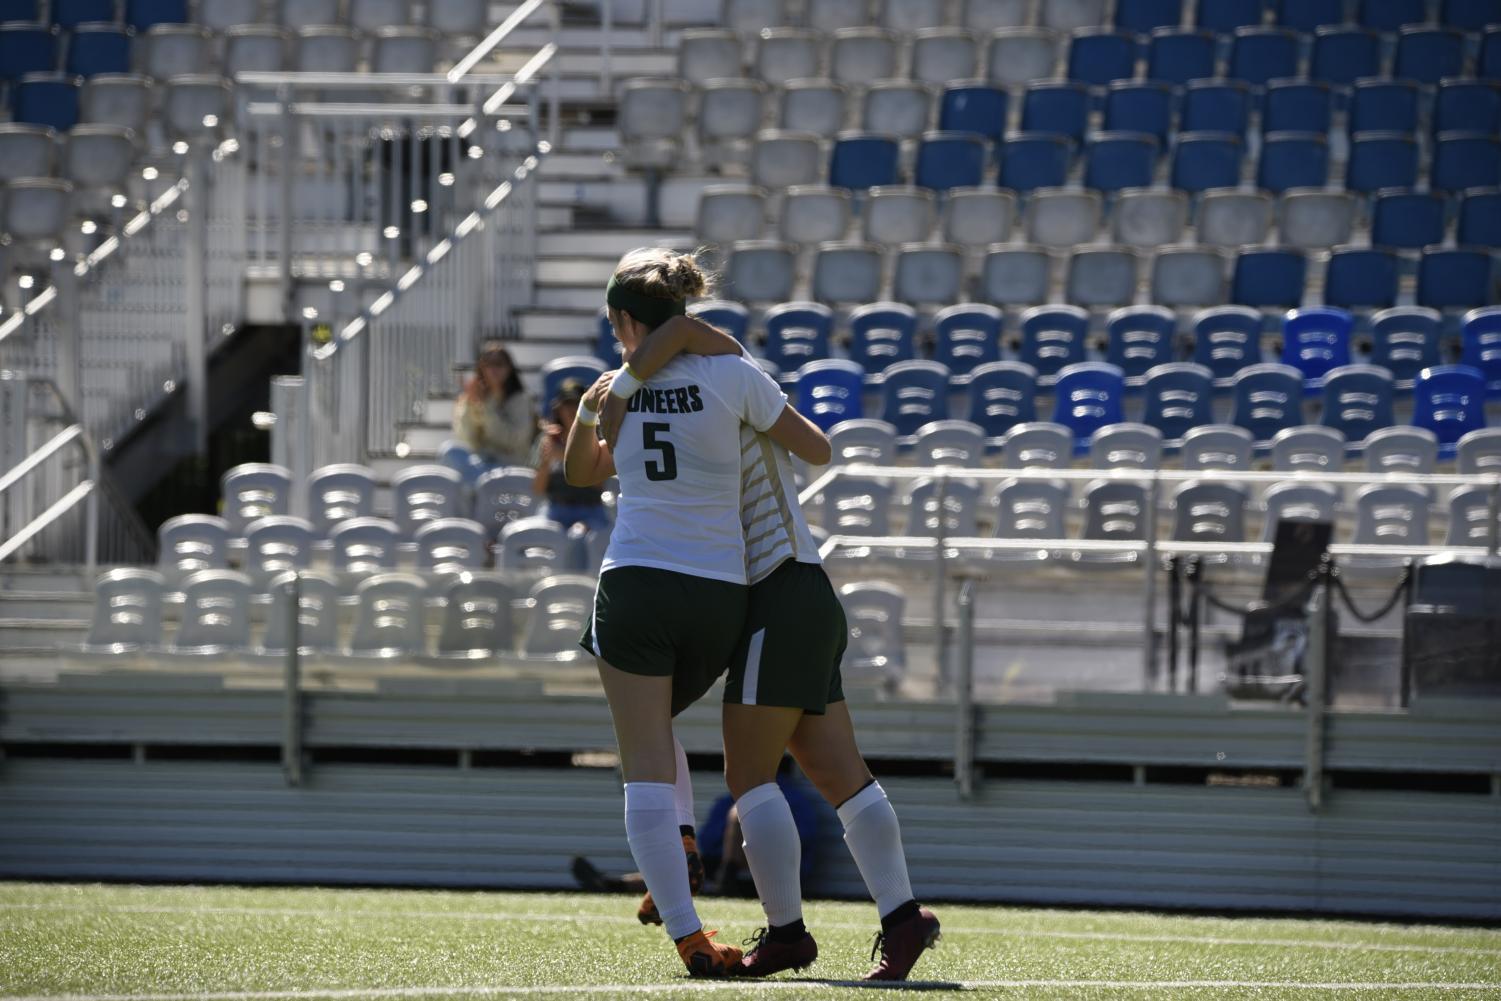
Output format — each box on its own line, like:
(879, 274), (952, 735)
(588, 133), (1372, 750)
(740, 427), (822, 584)
(602, 354), (788, 585)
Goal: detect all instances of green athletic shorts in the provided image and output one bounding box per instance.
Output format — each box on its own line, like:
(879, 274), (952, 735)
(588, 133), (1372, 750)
(724, 559), (847, 714)
(580, 565), (748, 717)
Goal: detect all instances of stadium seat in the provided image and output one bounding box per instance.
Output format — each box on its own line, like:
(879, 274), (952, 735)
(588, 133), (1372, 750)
(765, 301), (835, 372)
(839, 581), (906, 687)
(126, 0), (187, 29)
(1320, 364), (1395, 442)
(1020, 80), (1090, 144)
(1105, 305), (1175, 384)
(258, 570), (339, 657)
(912, 421), (987, 468)
(726, 241), (796, 303)
(1171, 133), (1243, 193)
(1171, 480), (1248, 548)
(1371, 191), (1447, 251)
(66, 25), (130, 78)
(864, 186), (936, 244)
(1273, 0), (1343, 31)
(1395, 28), (1463, 87)
(690, 300), (752, 343)
(1104, 81), (1174, 144)
(498, 517), (574, 573)
(141, 25), (213, 79)
(473, 467), (540, 532)
(1084, 132), (1158, 193)
(305, 464), (377, 538)
(223, 26), (290, 76)
(753, 132), (825, 190)
(942, 187), (1016, 247)
(1441, 0), (1497, 30)
(982, 245), (1053, 305)
(1227, 28), (1299, 88)
(1000, 133), (1072, 192)
(1370, 308), (1442, 388)
(830, 133), (901, 191)
(1412, 365), (1487, 450)
(822, 476), (895, 536)
(1347, 133), (1420, 195)
(1117, 0), (1183, 32)
(520, 575), (595, 659)
(829, 419), (899, 465)
(965, 0), (1032, 31)
(879, 360), (951, 436)
(1197, 189), (1273, 248)
(1432, 133), (1501, 195)
(863, 81), (935, 139)
(904, 478), (984, 552)
(1232, 247), (1305, 309)
(0, 125), (56, 182)
(796, 358), (866, 430)
(1270, 426), (1347, 473)
(1356, 0), (1426, 32)
(1052, 362), (1126, 446)
(779, 80), (846, 137)
(1257, 133), (1328, 194)
(1229, 363), (1303, 440)
(811, 241), (882, 304)
(168, 571), (254, 656)
(428, 574), (516, 661)
(698, 184), (768, 247)
(698, 79), (768, 156)
(1457, 189), (1501, 249)
(999, 422), (1074, 468)
(1151, 246), (1228, 308)
(830, 27), (899, 84)
(617, 79), (691, 169)
(938, 84), (1008, 143)
(1079, 479), (1150, 560)
(295, 27), (359, 73)
(1020, 304), (1089, 381)
(51, 0), (112, 25)
(1115, 188), (1189, 248)
(1066, 246), (1138, 308)
(1350, 80), (1420, 137)
(1146, 30), (1215, 87)
(1042, 0), (1108, 32)
(1363, 425), (1438, 476)
(241, 516), (318, 584)
(1142, 362), (1216, 440)
(884, 0), (949, 34)
(80, 74), (152, 131)
(914, 132), (986, 192)
(1262, 482), (1340, 539)
(158, 515), (232, 577)
(848, 301), (918, 373)
(392, 465), (463, 541)
(913, 29), (980, 85)
(345, 574), (428, 657)
(1067, 28), (1138, 87)
(756, 28), (820, 81)
(966, 361), (1039, 440)
(13, 74), (81, 132)
(1283, 307), (1353, 386)
(1090, 422), (1164, 470)
(808, 0), (868, 31)
(349, 0), (413, 31)
(1460, 307), (1501, 398)
(1325, 248), (1400, 311)
(934, 303), (1003, 375)
(280, 0), (339, 30)
(540, 357), (609, 419)
(1025, 188), (1103, 248)
(1196, 0), (1263, 33)
(1280, 191), (1356, 251)
(162, 74), (230, 143)
(0, 23), (57, 84)
(1192, 306), (1263, 383)
(1181, 424), (1255, 470)
(1352, 484), (1430, 551)
(1263, 81), (1334, 135)
(992, 478), (1070, 554)
(414, 518), (489, 573)
(221, 463), (292, 538)
(1417, 248), (1494, 311)
(1445, 484), (1501, 547)
(779, 185), (851, 246)
(987, 28), (1062, 87)
(1456, 428), (1501, 475)
(329, 517), (401, 575)
(1182, 81), (1252, 138)
(1310, 28), (1382, 88)
(677, 29), (741, 84)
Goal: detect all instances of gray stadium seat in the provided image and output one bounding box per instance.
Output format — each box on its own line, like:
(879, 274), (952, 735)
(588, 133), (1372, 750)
(62, 125), (135, 193)
(862, 81), (934, 139)
(521, 574), (596, 659)
(350, 0), (413, 31)
(259, 570), (341, 657)
(757, 29), (821, 81)
(3, 178), (72, 245)
(839, 580), (906, 689)
(392, 464), (464, 540)
(1262, 482), (1340, 542)
(943, 187), (1015, 247)
(1363, 426), (1438, 476)
(698, 79), (768, 165)
(1197, 189), (1272, 248)
(812, 240), (883, 303)
(678, 29), (742, 84)
(1114, 188), (1189, 248)
(426, 0), (488, 35)
(1456, 429), (1501, 476)
(964, 0), (1032, 31)
(779, 185), (851, 245)
(1270, 425), (1346, 473)
(982, 245), (1052, 305)
(296, 27), (360, 73)
(778, 79), (847, 136)
(912, 29), (980, 84)
(726, 240), (797, 302)
(307, 464), (377, 538)
(698, 183), (768, 245)
(883, 0), (949, 32)
(865, 186), (937, 245)
(1041, 0), (1107, 31)
(1066, 246), (1138, 308)
(0, 125), (58, 183)
(430, 573), (516, 660)
(163, 76), (232, 143)
(1078, 478), (1150, 564)
(913, 419), (987, 467)
(618, 79), (691, 169)
(224, 26), (290, 76)
(279, 0), (340, 27)
(473, 466), (540, 534)
(415, 517), (489, 572)
(987, 29), (1061, 86)
(1089, 422), (1163, 469)
(221, 463), (292, 537)
(1352, 483), (1430, 551)
(1180, 424), (1254, 471)
(1026, 188), (1103, 248)
(243, 516), (317, 583)
(168, 570), (254, 655)
(373, 27), (439, 74)
(1445, 484), (1501, 547)
(831, 27), (899, 84)
(158, 514), (232, 576)
(347, 573), (428, 657)
(1000, 421), (1072, 469)
(83, 569), (166, 653)
(196, 0), (263, 30)
(139, 25), (212, 79)
(992, 477), (1069, 560)
(1279, 190), (1356, 250)
(498, 516), (574, 572)
(329, 517), (401, 574)
(81, 75), (153, 130)
(752, 130), (823, 188)
(821, 476), (895, 536)
(905, 476), (984, 536)
(1150, 246), (1227, 307)
(1171, 480), (1248, 552)
(728, 0), (790, 34)
(808, 0), (871, 31)
(829, 419), (899, 464)
(894, 243), (964, 305)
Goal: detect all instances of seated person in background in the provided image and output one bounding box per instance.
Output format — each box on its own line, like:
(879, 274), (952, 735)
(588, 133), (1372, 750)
(532, 379), (611, 534)
(439, 341), (534, 484)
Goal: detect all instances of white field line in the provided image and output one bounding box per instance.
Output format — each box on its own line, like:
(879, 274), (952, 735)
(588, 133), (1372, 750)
(1, 902), (1498, 960)
(4, 979), (1501, 1001)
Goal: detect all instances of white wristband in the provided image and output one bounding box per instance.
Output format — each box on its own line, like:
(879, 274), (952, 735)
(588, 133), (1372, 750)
(610, 365), (644, 401)
(576, 401), (599, 427)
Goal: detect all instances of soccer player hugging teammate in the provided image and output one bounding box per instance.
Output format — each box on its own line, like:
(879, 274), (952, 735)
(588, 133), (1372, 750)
(574, 247), (940, 981)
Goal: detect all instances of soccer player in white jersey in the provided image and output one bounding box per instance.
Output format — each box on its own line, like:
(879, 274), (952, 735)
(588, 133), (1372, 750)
(563, 248), (832, 978)
(598, 312), (942, 982)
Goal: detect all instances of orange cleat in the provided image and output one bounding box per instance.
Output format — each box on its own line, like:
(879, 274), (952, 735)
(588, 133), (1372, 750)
(637, 831), (704, 926)
(675, 928), (743, 978)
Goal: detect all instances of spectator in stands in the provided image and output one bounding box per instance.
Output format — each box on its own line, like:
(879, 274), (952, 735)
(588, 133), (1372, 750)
(439, 341), (535, 484)
(531, 379), (611, 533)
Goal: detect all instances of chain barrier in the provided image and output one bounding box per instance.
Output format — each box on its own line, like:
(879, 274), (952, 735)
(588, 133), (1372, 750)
(1330, 565), (1413, 624)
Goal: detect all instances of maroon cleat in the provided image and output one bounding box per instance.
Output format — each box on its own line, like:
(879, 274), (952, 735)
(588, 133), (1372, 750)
(863, 906), (940, 981)
(736, 927), (818, 978)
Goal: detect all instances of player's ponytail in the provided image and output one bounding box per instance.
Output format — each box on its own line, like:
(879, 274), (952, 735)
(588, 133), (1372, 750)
(607, 248), (716, 330)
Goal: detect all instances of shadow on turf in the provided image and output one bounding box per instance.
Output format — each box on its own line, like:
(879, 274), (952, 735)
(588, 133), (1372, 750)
(756, 979), (967, 991)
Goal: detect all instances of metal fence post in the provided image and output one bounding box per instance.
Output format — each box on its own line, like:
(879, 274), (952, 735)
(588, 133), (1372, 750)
(184, 147), (210, 454)
(1140, 474), (1161, 691)
(932, 471), (950, 693)
(51, 260), (82, 420)
(599, 0), (613, 94)
(954, 578), (977, 801)
(278, 90), (296, 323)
(83, 440), (98, 582)
(1488, 476), (1500, 557)
(282, 572), (304, 787)
(0, 372), (26, 543)
(1302, 561), (1331, 813)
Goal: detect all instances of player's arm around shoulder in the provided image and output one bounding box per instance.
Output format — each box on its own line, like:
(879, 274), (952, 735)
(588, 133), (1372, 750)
(766, 405), (832, 466)
(601, 315), (742, 449)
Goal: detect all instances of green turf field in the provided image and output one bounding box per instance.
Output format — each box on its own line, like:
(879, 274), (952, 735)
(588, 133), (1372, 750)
(1, 882), (1498, 1000)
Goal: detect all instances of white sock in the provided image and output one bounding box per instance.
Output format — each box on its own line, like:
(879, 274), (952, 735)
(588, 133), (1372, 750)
(672, 737), (696, 830)
(837, 781), (915, 919)
(736, 782), (804, 928)
(624, 781), (700, 940)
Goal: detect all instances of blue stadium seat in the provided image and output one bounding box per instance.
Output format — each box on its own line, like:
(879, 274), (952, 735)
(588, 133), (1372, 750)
(879, 360), (951, 436)
(1442, 0), (1498, 31)
(1395, 28), (1463, 86)
(1346, 133), (1419, 194)
(1418, 248), (1494, 311)
(1228, 28), (1299, 88)
(1182, 80), (1252, 137)
(1019, 304), (1089, 381)
(0, 0), (38, 20)
(1141, 362), (1216, 439)
(1232, 247), (1306, 309)
(0, 23), (58, 82)
(1084, 132), (1158, 192)
(540, 357), (608, 419)
(1460, 307), (1501, 398)
(1104, 81), (1173, 143)
(938, 84), (1008, 143)
(1350, 80), (1420, 136)
(915, 131), (986, 191)
(966, 361), (1038, 440)
(1434, 82), (1501, 136)
(933, 303), (1003, 375)
(126, 0), (188, 30)
(796, 358), (866, 431)
(999, 132), (1071, 192)
(1282, 307), (1353, 385)
(594, 310), (621, 363)
(1371, 191), (1447, 251)
(1356, 0), (1426, 32)
(1433, 134), (1501, 195)
(1458, 190), (1501, 249)
(1370, 307), (1442, 386)
(1412, 365), (1487, 450)
(1170, 132), (1242, 193)
(13, 72), (80, 131)
(66, 25), (130, 78)
(1230, 363), (1304, 441)
(689, 300), (751, 343)
(1273, 0), (1343, 32)
(1485, 28), (1501, 81)
(1106, 305), (1176, 384)
(1257, 132), (1328, 193)
(1263, 80), (1334, 135)
(1021, 80), (1090, 143)
(1197, 0), (1263, 33)
(1193, 306), (1263, 383)
(1325, 248), (1400, 310)
(1146, 29), (1215, 87)
(1051, 362), (1126, 447)
(1116, 0), (1183, 32)
(1311, 27), (1381, 88)
(830, 133), (900, 190)
(764, 301), (834, 372)
(1066, 29), (1138, 87)
(848, 301), (918, 374)
(1321, 364), (1395, 441)
(52, 0), (114, 28)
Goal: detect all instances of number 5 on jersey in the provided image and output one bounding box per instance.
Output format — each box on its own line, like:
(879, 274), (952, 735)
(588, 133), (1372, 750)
(643, 422), (677, 481)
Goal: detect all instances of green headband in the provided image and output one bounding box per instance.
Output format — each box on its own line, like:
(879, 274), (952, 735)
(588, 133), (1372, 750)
(606, 275), (687, 331)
